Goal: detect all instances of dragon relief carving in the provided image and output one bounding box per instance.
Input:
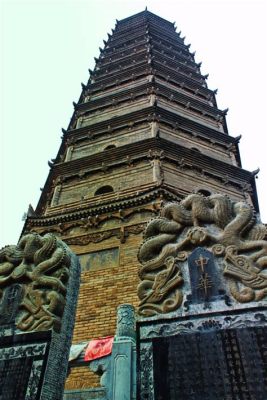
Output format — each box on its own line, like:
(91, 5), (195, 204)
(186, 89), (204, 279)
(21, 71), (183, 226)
(0, 233), (71, 332)
(137, 193), (267, 316)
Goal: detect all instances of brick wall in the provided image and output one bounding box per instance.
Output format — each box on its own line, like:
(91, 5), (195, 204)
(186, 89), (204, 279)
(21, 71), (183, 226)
(65, 231), (143, 390)
(71, 125), (151, 160)
(65, 366), (100, 390)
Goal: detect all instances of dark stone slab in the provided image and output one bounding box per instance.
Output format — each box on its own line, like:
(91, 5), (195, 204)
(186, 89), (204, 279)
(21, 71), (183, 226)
(0, 331), (50, 400)
(188, 247), (223, 303)
(38, 250), (81, 400)
(153, 326), (267, 400)
(0, 357), (33, 399)
(0, 234), (81, 400)
(0, 284), (23, 326)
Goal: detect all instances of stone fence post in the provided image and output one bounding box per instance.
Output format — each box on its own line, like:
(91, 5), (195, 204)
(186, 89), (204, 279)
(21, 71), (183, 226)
(108, 304), (136, 400)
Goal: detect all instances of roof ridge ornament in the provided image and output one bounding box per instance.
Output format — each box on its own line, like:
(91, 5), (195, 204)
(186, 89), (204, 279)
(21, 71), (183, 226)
(234, 135), (242, 143)
(251, 168), (260, 177)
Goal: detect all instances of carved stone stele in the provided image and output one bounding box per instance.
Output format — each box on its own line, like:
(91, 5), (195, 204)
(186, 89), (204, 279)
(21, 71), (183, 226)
(137, 193), (267, 316)
(0, 232), (72, 332)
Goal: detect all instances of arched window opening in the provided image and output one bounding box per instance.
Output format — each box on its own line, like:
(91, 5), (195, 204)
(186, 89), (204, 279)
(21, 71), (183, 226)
(104, 144), (116, 150)
(94, 185), (114, 196)
(197, 189), (212, 197)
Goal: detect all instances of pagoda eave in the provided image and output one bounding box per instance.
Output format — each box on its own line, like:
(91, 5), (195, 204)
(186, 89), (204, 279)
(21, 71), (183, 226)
(37, 137), (255, 217)
(75, 82), (226, 123)
(25, 186), (176, 228)
(65, 105), (229, 144)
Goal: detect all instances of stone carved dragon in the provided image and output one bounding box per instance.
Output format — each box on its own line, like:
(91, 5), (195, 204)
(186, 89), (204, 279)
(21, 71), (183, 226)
(137, 193), (267, 315)
(0, 233), (71, 332)
(138, 256), (184, 315)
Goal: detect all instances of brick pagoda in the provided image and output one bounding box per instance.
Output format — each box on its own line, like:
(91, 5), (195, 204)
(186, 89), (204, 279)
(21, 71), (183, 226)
(22, 10), (262, 398)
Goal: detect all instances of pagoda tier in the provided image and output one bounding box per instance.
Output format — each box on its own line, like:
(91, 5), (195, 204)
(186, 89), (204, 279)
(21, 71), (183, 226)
(98, 42), (198, 73)
(33, 136), (255, 220)
(64, 104), (231, 148)
(73, 81), (225, 128)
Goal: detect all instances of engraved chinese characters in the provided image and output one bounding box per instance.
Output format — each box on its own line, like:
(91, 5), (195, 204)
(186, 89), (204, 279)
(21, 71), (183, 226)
(137, 193), (267, 315)
(153, 327), (267, 400)
(0, 284), (23, 326)
(0, 233), (71, 332)
(0, 357), (33, 399)
(188, 248), (222, 303)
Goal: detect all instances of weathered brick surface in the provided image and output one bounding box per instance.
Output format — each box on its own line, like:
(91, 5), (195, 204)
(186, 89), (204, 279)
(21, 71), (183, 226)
(65, 366), (100, 390)
(72, 125), (151, 160)
(65, 230), (143, 389)
(72, 234), (141, 342)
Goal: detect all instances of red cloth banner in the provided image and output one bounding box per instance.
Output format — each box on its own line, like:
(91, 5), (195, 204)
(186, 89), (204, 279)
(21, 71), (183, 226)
(84, 336), (114, 361)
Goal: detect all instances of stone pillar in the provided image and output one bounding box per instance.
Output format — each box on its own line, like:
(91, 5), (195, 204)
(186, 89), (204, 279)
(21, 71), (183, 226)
(65, 145), (74, 161)
(116, 304), (136, 339)
(51, 184), (62, 206)
(108, 304), (136, 400)
(0, 233), (80, 400)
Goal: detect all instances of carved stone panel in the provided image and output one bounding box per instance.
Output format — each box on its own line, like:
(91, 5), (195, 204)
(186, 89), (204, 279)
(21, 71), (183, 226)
(137, 193), (267, 315)
(0, 357), (33, 399)
(0, 333), (50, 400)
(138, 312), (267, 400)
(139, 343), (154, 400)
(0, 233), (72, 333)
(0, 284), (23, 326)
(153, 327), (267, 399)
(0, 233), (81, 400)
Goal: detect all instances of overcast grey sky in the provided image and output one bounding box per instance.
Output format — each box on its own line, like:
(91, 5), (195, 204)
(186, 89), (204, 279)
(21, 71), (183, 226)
(1, 0), (267, 248)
